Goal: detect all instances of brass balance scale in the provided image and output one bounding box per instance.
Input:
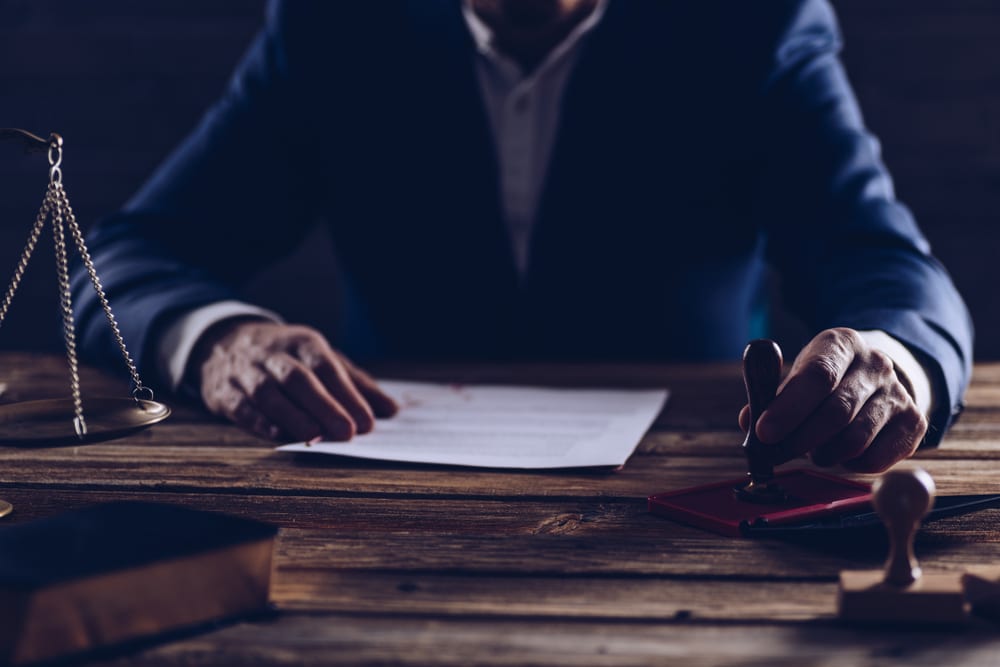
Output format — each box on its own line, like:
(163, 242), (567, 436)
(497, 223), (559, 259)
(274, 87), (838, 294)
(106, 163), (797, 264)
(0, 129), (171, 516)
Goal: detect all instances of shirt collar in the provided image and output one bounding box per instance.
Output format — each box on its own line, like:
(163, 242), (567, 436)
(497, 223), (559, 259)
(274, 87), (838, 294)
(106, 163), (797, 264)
(461, 0), (609, 74)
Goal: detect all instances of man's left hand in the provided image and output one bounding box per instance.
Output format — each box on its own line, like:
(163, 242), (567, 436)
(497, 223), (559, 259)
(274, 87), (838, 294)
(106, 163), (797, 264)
(738, 328), (927, 473)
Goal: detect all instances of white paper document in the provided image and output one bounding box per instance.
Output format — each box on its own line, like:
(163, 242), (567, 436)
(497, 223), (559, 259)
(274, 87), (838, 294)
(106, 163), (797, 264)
(277, 380), (669, 469)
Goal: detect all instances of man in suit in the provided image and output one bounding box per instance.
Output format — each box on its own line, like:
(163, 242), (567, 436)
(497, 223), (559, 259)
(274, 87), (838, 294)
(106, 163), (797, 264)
(72, 0), (973, 472)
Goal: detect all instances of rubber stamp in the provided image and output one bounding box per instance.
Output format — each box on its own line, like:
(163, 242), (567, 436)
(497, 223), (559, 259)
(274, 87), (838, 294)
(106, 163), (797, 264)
(837, 468), (968, 624)
(648, 339), (871, 537)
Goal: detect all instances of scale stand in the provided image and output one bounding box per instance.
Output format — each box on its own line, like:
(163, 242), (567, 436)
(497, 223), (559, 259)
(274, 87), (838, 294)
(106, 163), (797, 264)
(0, 129), (170, 493)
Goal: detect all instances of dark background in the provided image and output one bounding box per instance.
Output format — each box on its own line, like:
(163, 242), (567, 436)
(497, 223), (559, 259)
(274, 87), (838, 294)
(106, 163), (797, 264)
(1, 0), (996, 364)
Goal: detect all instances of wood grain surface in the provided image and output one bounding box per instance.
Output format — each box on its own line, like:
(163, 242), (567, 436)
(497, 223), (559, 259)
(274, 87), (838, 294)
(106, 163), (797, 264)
(2, 352), (1000, 666)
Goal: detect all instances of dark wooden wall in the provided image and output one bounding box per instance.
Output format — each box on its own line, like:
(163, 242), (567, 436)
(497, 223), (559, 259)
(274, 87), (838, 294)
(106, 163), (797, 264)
(835, 0), (1000, 361)
(1, 1), (997, 362)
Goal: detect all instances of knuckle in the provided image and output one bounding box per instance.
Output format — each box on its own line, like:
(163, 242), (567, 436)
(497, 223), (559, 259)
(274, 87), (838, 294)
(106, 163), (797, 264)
(205, 344), (229, 367)
(213, 387), (243, 415)
(865, 400), (888, 431)
(295, 336), (333, 366)
(265, 358), (290, 383)
(902, 410), (929, 443)
(298, 348), (326, 371)
(222, 390), (242, 413)
(239, 328), (261, 348)
(868, 349), (894, 376)
(893, 379), (916, 404)
(820, 327), (858, 351)
(266, 355), (303, 385)
(890, 423), (919, 453)
(804, 357), (841, 392)
(817, 328), (840, 345)
(902, 433), (922, 459)
(830, 327), (862, 347)
(205, 371), (229, 398)
(916, 412), (929, 438)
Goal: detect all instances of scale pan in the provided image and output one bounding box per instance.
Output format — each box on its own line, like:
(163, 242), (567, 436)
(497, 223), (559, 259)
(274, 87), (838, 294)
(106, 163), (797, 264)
(0, 397), (170, 445)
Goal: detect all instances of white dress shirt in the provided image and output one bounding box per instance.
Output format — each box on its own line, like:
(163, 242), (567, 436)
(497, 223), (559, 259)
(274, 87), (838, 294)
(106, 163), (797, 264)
(156, 0), (933, 418)
(463, 0), (608, 274)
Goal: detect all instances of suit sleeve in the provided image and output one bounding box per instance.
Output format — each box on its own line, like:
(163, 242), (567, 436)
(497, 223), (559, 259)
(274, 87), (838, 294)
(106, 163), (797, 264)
(70, 0), (322, 387)
(750, 0), (974, 445)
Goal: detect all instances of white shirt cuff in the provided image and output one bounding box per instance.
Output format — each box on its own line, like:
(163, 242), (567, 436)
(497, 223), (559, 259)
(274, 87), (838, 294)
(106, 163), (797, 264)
(157, 300), (283, 392)
(857, 329), (933, 416)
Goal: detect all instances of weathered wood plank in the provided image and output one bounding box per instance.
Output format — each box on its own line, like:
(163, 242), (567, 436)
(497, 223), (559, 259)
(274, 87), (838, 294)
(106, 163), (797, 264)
(4, 486), (999, 580)
(4, 443), (1000, 498)
(78, 613), (1000, 667)
(272, 523), (1000, 580)
(272, 570), (837, 621)
(0, 444), (826, 497)
(0, 487), (645, 535)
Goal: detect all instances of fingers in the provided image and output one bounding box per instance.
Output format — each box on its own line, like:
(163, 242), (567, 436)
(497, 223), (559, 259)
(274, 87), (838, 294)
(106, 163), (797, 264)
(756, 329), (860, 444)
(298, 342), (377, 433)
(743, 328), (926, 472)
(228, 387), (281, 440)
(263, 354), (356, 440)
(342, 357), (399, 418)
(218, 354), (360, 442)
(211, 373), (307, 442)
(770, 361), (881, 462)
(197, 321), (397, 442)
(805, 391), (892, 467)
(842, 408), (927, 473)
(233, 361), (325, 441)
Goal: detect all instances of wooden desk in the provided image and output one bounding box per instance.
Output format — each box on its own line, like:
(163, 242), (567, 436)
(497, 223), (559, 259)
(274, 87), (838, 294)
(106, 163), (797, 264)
(2, 352), (1000, 665)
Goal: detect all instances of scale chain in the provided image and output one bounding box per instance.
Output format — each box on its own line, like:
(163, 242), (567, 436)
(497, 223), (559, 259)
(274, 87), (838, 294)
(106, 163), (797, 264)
(0, 192), (53, 328)
(56, 183), (148, 399)
(50, 184), (86, 437)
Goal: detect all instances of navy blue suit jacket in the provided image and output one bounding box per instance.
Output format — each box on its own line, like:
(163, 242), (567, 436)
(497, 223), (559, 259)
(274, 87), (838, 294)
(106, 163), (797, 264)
(72, 0), (973, 443)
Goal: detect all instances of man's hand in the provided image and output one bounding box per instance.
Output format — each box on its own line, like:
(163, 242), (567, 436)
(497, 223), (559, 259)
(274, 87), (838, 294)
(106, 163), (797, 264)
(738, 328), (927, 473)
(190, 320), (398, 441)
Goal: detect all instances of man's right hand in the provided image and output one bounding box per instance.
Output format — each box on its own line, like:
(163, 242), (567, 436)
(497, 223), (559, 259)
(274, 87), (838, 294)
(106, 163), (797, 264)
(189, 320), (398, 442)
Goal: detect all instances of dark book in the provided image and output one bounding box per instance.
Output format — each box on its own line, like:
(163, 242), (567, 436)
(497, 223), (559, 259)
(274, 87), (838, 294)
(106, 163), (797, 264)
(0, 502), (277, 665)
